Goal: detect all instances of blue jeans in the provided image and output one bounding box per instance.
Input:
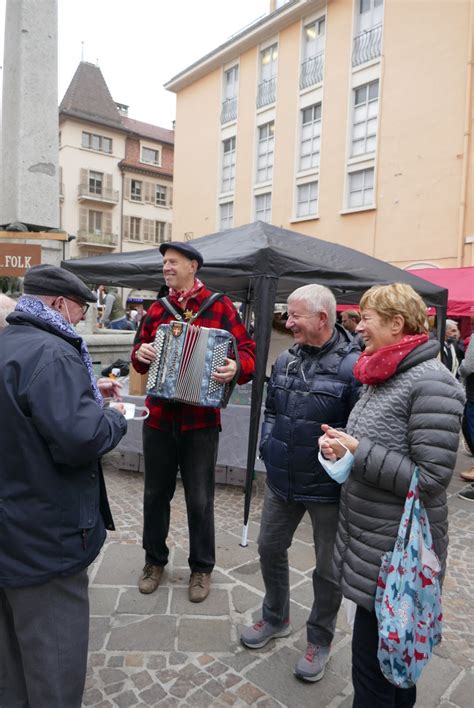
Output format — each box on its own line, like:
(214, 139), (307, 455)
(258, 485), (342, 646)
(142, 425), (219, 573)
(109, 317), (135, 331)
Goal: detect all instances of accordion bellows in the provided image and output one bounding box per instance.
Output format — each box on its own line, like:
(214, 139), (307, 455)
(146, 321), (238, 408)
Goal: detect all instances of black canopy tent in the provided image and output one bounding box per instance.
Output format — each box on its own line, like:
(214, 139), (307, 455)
(63, 221), (448, 545)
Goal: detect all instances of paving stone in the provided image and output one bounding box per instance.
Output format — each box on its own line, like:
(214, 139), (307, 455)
(220, 691), (239, 705)
(125, 653), (145, 667)
(324, 640), (352, 682)
(139, 683), (167, 704)
(197, 653), (214, 666)
(449, 670), (474, 707)
(169, 678), (190, 698)
(168, 651), (188, 665)
(108, 616), (176, 651)
(157, 669), (179, 684)
(178, 617), (233, 652)
(230, 561), (300, 593)
(171, 587), (230, 616)
(94, 542), (145, 585)
(89, 586), (120, 615)
(89, 652), (107, 667)
(224, 648), (263, 672)
(82, 688), (103, 706)
(98, 668), (128, 685)
(245, 645), (346, 705)
(146, 655), (167, 670)
(215, 530), (261, 569)
(416, 654), (462, 706)
(89, 618), (110, 651)
(116, 587), (169, 615)
(187, 688), (217, 706)
(131, 670), (153, 690)
(205, 661), (228, 677)
(290, 580), (314, 609)
(219, 672), (242, 689)
(114, 689), (140, 707)
(107, 655), (125, 667)
(103, 681), (126, 696)
(203, 677), (226, 697)
(231, 584), (263, 614)
(288, 540), (316, 573)
(235, 681), (265, 704)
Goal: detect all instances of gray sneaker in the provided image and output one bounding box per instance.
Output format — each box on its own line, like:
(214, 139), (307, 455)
(240, 619), (291, 649)
(294, 643), (330, 682)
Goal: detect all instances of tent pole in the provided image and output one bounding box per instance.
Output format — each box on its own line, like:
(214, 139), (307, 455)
(241, 275), (278, 546)
(435, 290), (448, 350)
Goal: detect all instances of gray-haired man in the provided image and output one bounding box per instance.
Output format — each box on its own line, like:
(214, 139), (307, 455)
(240, 284), (361, 682)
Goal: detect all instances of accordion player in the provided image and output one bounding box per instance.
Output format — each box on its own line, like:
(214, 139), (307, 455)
(146, 320), (240, 408)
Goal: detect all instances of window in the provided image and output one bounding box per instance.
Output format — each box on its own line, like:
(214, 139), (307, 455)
(88, 210), (102, 235)
(221, 65), (239, 123)
(154, 221), (167, 244)
(130, 217), (141, 241)
(221, 136), (236, 192)
(131, 180), (142, 202)
(300, 104), (322, 171)
(352, 81), (379, 156)
(348, 168), (374, 208)
(255, 193), (272, 223)
(81, 131), (112, 154)
(300, 18), (325, 88)
(358, 0), (384, 33)
(297, 182), (318, 217)
(220, 202), (234, 230)
(155, 185), (167, 206)
(141, 146), (160, 166)
(88, 171), (103, 195)
(256, 122), (274, 183)
(257, 44), (278, 108)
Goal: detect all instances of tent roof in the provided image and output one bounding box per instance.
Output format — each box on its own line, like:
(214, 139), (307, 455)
(407, 267), (474, 317)
(63, 221), (447, 307)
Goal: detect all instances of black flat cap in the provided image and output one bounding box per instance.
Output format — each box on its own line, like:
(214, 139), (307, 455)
(159, 242), (204, 270)
(24, 264), (96, 303)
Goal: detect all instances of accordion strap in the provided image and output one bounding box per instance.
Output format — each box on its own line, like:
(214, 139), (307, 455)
(159, 292), (223, 322)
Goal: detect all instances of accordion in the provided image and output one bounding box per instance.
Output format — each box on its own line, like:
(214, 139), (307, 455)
(146, 320), (238, 408)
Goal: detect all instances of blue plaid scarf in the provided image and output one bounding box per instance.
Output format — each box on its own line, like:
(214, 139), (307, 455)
(15, 295), (104, 407)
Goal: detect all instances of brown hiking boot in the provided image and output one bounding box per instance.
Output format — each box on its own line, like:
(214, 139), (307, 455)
(188, 572), (211, 602)
(138, 563), (163, 594)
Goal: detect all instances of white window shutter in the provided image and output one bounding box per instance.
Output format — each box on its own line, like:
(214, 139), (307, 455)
(124, 178), (131, 200)
(80, 168), (88, 187)
(105, 212), (112, 235)
(105, 173), (113, 191)
(166, 222), (172, 242)
(79, 207), (88, 232)
(168, 186), (173, 207)
(123, 215), (130, 240)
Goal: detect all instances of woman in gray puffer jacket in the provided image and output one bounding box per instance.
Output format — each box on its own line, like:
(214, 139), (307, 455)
(320, 284), (465, 708)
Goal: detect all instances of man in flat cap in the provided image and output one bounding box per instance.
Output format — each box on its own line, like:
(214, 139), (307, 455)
(0, 264), (127, 708)
(131, 243), (256, 602)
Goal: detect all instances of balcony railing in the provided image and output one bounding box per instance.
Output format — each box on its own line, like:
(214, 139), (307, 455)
(300, 52), (325, 90)
(352, 24), (383, 67)
(221, 96), (238, 124)
(77, 184), (119, 203)
(77, 230), (118, 248)
(256, 77), (276, 109)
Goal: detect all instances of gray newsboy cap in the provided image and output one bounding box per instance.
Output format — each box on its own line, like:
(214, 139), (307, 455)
(23, 264), (96, 302)
(159, 242), (204, 270)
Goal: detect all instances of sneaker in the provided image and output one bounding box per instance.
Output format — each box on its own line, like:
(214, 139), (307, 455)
(189, 572), (211, 602)
(240, 619), (291, 649)
(138, 563), (164, 594)
(294, 643), (330, 682)
(460, 468), (474, 482)
(458, 484), (474, 502)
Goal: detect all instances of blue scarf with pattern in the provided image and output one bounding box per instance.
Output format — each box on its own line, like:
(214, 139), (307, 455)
(15, 295), (104, 407)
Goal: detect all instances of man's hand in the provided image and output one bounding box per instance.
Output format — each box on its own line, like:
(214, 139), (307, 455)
(213, 357), (237, 384)
(135, 343), (156, 364)
(97, 377), (123, 400)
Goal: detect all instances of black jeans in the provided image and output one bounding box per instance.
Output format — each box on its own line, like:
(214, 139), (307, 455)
(352, 606), (417, 708)
(142, 424), (219, 573)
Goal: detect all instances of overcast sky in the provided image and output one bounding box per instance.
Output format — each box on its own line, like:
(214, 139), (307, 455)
(1, 0), (270, 130)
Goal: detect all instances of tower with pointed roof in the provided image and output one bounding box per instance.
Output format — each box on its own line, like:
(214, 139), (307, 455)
(59, 62), (174, 260)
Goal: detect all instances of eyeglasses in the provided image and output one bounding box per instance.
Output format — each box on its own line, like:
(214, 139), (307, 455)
(67, 297), (90, 315)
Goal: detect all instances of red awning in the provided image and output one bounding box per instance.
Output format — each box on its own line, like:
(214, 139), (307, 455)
(410, 267), (474, 317)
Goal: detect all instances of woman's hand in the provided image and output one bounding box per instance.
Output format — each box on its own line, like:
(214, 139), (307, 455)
(320, 424), (359, 459)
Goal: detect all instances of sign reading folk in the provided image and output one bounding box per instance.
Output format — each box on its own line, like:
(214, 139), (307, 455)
(0, 244), (42, 276)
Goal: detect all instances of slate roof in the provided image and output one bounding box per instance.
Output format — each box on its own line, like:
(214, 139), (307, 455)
(60, 62), (124, 130)
(122, 117), (174, 146)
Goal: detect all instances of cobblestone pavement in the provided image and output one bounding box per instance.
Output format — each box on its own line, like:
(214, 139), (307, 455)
(83, 447), (474, 707)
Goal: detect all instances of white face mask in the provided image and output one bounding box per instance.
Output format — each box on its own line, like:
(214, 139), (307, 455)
(318, 444), (354, 484)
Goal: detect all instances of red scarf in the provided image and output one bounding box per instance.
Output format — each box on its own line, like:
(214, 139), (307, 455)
(168, 277), (204, 308)
(354, 334), (429, 385)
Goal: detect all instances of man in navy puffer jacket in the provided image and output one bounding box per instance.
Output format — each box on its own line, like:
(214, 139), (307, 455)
(241, 284), (360, 683)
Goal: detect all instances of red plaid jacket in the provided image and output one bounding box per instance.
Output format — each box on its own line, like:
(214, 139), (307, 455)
(131, 286), (256, 431)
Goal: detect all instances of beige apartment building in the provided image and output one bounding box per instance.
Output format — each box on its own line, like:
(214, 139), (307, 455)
(59, 62), (174, 260)
(166, 0), (474, 269)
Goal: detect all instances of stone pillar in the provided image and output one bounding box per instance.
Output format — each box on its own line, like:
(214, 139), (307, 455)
(0, 0), (61, 264)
